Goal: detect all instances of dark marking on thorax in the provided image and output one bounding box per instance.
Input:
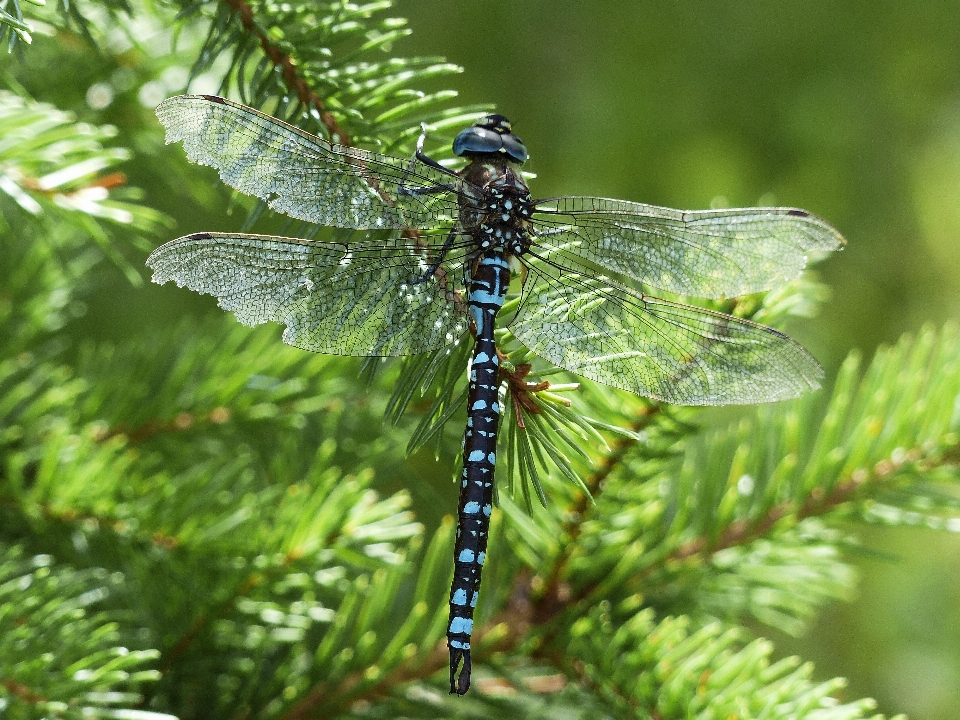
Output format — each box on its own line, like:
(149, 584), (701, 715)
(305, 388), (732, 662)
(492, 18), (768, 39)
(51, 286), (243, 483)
(459, 161), (533, 258)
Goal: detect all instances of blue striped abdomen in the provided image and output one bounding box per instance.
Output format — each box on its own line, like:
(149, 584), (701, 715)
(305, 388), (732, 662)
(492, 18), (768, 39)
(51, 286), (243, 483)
(448, 252), (510, 695)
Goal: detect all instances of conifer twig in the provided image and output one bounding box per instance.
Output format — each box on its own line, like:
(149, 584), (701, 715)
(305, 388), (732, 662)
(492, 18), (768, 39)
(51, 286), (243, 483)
(538, 402), (662, 614)
(669, 442), (951, 560)
(220, 0), (351, 144)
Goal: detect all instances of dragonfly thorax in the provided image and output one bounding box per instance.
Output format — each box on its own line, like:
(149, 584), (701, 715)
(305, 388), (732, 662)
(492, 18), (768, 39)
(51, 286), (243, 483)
(460, 161), (533, 257)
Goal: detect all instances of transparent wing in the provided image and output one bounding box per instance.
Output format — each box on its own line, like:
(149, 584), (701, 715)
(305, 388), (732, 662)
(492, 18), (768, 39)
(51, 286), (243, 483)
(530, 197), (844, 299)
(156, 95), (466, 230)
(509, 250), (823, 405)
(146, 232), (471, 356)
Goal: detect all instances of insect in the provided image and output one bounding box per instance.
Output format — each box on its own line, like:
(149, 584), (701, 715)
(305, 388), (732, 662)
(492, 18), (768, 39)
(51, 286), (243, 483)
(147, 95), (843, 695)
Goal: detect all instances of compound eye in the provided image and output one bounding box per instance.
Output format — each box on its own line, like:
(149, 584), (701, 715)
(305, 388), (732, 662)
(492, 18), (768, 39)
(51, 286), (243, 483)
(453, 127), (503, 157)
(501, 136), (528, 164)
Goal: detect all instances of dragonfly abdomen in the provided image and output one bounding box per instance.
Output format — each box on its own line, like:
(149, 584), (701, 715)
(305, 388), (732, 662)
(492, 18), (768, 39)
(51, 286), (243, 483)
(448, 252), (510, 695)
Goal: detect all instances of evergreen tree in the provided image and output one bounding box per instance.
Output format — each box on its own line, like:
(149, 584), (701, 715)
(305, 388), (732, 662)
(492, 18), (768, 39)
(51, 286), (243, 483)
(2, 1), (958, 718)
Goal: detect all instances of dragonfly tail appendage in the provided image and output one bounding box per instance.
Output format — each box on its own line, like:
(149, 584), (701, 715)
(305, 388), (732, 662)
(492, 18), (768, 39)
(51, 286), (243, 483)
(449, 647), (471, 696)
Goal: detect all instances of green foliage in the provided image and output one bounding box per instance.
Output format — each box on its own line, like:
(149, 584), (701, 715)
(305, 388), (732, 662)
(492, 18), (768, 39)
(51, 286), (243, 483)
(0, 0), (39, 49)
(0, 0), (132, 59)
(2, 1), (959, 719)
(0, 544), (167, 720)
(0, 91), (165, 292)
(564, 610), (906, 720)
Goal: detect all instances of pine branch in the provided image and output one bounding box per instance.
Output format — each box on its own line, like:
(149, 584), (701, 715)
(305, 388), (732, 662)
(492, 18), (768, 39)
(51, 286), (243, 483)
(6, 1), (959, 716)
(5, 408), (431, 715)
(176, 0), (486, 151)
(561, 610), (905, 720)
(0, 91), (167, 286)
(666, 323), (960, 559)
(353, 323), (960, 713)
(75, 319), (366, 443)
(215, 0), (352, 144)
(0, 0), (33, 48)
(539, 401), (666, 606)
(0, 543), (169, 719)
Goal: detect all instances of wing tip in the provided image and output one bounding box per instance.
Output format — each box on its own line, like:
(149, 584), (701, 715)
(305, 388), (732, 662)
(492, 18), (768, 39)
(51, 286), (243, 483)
(155, 94), (225, 106)
(145, 233), (217, 285)
(783, 206), (847, 250)
(155, 95), (228, 143)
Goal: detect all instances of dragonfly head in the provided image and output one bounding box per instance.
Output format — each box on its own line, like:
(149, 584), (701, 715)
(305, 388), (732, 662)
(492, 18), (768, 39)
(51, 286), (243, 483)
(453, 114), (528, 165)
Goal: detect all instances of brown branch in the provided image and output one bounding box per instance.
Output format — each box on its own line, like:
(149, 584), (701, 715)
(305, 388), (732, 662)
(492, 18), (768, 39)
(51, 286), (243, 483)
(131, 403), (957, 712)
(499, 360), (552, 429)
(1, 678), (46, 704)
(273, 405), (664, 715)
(670, 445), (932, 562)
(280, 568), (537, 717)
(215, 0), (472, 321)
(221, 0), (351, 145)
(217, 0), (468, 321)
(277, 432), (925, 715)
(540, 648), (665, 719)
(96, 406), (232, 444)
(39, 488), (343, 693)
(96, 394), (349, 445)
(280, 642), (450, 719)
(505, 443), (954, 706)
(38, 502), (181, 550)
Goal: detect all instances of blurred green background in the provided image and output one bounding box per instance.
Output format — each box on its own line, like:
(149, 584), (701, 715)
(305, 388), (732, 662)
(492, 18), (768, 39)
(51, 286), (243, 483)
(11, 0), (960, 716)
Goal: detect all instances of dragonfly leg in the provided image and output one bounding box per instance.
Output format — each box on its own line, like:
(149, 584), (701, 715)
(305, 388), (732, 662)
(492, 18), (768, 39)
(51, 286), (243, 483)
(397, 123), (458, 197)
(411, 227), (457, 285)
(397, 182), (457, 197)
(415, 122), (449, 173)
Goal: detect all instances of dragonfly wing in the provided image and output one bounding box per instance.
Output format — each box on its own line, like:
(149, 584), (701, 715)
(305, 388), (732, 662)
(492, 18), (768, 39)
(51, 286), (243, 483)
(530, 197), (844, 299)
(509, 251), (823, 405)
(156, 95), (463, 230)
(147, 233), (471, 356)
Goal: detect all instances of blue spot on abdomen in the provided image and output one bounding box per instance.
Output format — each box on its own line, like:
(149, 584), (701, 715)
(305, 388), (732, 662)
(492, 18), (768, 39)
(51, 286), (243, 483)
(449, 617), (473, 634)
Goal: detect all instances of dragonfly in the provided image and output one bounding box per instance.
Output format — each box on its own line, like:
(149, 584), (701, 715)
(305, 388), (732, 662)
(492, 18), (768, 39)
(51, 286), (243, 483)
(146, 95), (844, 695)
